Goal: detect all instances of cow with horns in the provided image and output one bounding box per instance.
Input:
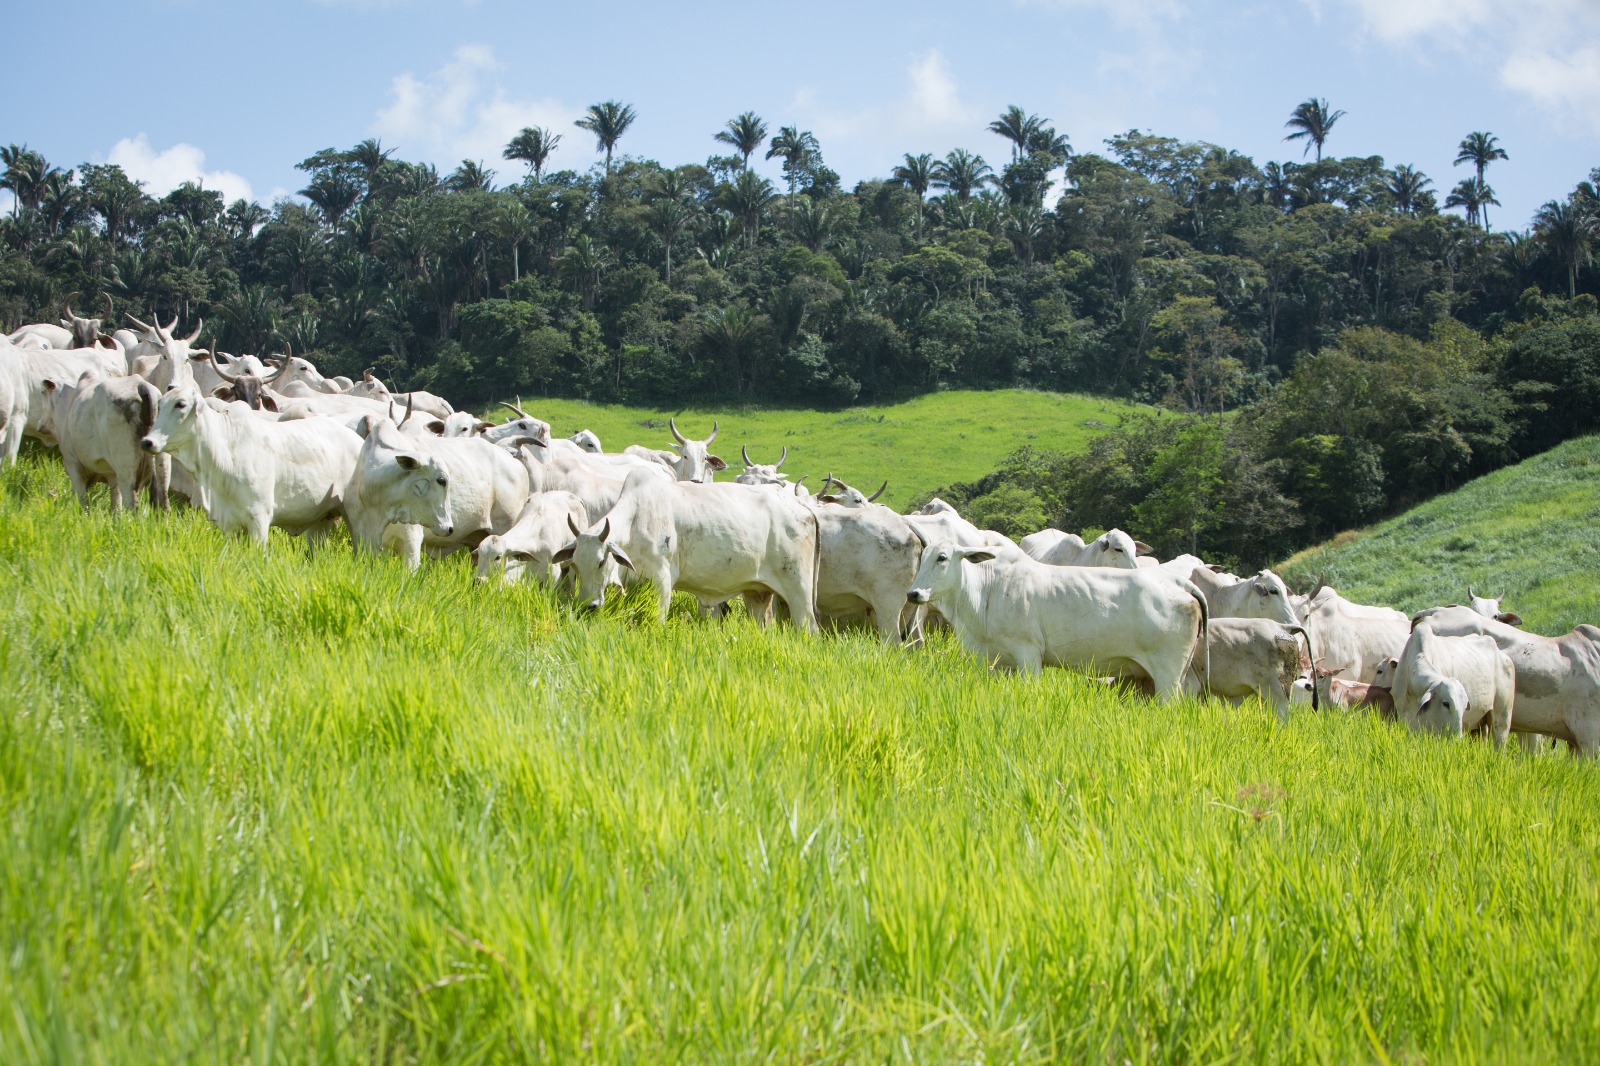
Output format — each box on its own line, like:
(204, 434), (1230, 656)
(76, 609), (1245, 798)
(625, 418), (726, 484)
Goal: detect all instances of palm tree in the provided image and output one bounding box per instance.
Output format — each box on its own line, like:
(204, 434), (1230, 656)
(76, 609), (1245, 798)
(788, 197), (834, 253)
(1283, 98), (1346, 162)
(1535, 198), (1598, 298)
(1385, 165), (1433, 216)
(447, 160), (495, 193)
(1026, 125), (1072, 167)
(498, 200), (535, 282)
(933, 149), (994, 202)
(1454, 132), (1508, 228)
(1445, 177), (1498, 228)
(1, 146), (50, 215)
(714, 112), (768, 171)
(558, 234), (612, 310)
(892, 153), (937, 236)
(300, 170), (362, 227)
(503, 126), (562, 182)
(1004, 204), (1047, 264)
(575, 100), (637, 176)
(765, 126), (820, 197)
(988, 106), (1045, 163)
(717, 169), (777, 246)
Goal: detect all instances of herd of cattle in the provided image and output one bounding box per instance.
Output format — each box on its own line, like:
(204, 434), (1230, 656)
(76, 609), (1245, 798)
(4, 300), (1599, 756)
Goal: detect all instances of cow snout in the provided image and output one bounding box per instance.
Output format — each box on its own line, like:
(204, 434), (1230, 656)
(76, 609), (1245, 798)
(907, 589), (929, 604)
(440, 524), (455, 537)
(139, 437), (157, 453)
(583, 596), (604, 611)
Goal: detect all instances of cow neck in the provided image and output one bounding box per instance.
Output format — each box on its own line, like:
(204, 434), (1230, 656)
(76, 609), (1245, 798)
(935, 557), (991, 647)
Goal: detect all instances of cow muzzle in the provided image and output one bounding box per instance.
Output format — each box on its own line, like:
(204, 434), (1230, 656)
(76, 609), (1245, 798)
(139, 437), (159, 453)
(907, 589), (929, 604)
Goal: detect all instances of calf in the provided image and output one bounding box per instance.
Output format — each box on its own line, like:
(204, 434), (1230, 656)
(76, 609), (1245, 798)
(1391, 624), (1516, 748)
(474, 491), (589, 586)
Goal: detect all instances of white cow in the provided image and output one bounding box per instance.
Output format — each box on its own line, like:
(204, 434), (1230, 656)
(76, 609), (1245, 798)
(815, 474), (887, 508)
(1157, 554), (1210, 582)
(343, 367), (456, 420)
(1389, 623), (1516, 748)
(140, 383), (362, 545)
(555, 470), (820, 627)
(474, 490), (589, 586)
(1199, 617), (1316, 719)
(570, 429), (603, 453)
(624, 418), (726, 484)
(380, 433), (531, 567)
(344, 416), (455, 565)
(1295, 586), (1412, 683)
(1018, 527), (1149, 569)
(804, 496), (924, 643)
(50, 370), (167, 510)
(1468, 587), (1523, 627)
(1190, 568), (1299, 626)
(1409, 606), (1600, 754)
(906, 544), (1208, 696)
(0, 344), (31, 463)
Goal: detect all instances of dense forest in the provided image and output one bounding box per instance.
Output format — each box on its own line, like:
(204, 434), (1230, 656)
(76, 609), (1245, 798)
(4, 99), (1598, 564)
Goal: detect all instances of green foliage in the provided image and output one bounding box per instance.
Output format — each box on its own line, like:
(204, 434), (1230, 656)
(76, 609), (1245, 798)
(5, 454), (1600, 1063)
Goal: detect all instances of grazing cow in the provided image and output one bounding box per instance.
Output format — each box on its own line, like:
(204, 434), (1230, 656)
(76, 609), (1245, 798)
(140, 383), (362, 545)
(1190, 567), (1299, 626)
(1409, 605), (1600, 754)
(1199, 617), (1315, 718)
(474, 490), (589, 586)
(1295, 586), (1411, 683)
(804, 495), (924, 643)
(49, 370), (167, 510)
(1389, 623), (1516, 748)
(1018, 527), (1149, 569)
(624, 418), (726, 484)
(1468, 587), (1523, 627)
(344, 416), (455, 565)
(555, 470), (820, 627)
(905, 544), (1208, 696)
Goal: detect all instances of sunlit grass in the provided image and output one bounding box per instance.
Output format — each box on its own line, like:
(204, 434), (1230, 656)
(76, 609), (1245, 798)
(2, 453), (1598, 1063)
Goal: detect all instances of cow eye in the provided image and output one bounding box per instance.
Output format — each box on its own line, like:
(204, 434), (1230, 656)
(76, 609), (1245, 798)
(436, 476), (447, 486)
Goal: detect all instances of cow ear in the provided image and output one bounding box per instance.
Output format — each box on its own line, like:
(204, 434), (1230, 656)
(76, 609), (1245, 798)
(211, 385), (234, 399)
(1134, 541), (1154, 555)
(262, 395), (279, 413)
(552, 545), (575, 564)
(1418, 692), (1433, 713)
(608, 543), (635, 570)
(395, 454), (420, 471)
(706, 454), (727, 471)
(1497, 612), (1523, 627)
(961, 550), (997, 565)
(476, 421), (493, 433)
(42, 378), (60, 393)
(425, 420), (445, 435)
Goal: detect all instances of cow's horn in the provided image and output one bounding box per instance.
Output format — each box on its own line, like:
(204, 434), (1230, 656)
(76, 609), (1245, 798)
(867, 480), (887, 502)
(599, 517), (610, 542)
(741, 444), (753, 466)
(820, 472), (834, 495)
(163, 314), (179, 335)
(401, 395), (414, 425)
(264, 356), (289, 382)
(183, 319), (204, 344)
(668, 417), (687, 444)
(209, 350), (241, 383)
(1468, 585), (1476, 599)
(102, 292), (114, 321)
(363, 367), (374, 382)
(793, 475), (808, 495)
(706, 420), (718, 444)
(776, 445), (787, 469)
(62, 292), (78, 321)
(498, 401), (526, 419)
(567, 513), (583, 538)
(124, 310), (157, 334)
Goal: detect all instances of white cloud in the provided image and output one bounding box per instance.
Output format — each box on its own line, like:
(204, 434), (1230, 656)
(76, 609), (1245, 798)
(790, 48), (983, 162)
(1326, 0), (1600, 130)
(1015, 0), (1185, 31)
(371, 44), (580, 173)
(104, 134), (256, 204)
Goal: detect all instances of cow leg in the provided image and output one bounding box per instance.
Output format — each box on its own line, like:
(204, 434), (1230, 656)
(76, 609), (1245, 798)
(62, 456), (91, 510)
(653, 573), (674, 623)
(1516, 733), (1548, 754)
(1146, 659), (1186, 701)
(1570, 720), (1600, 759)
(1011, 647), (1043, 676)
(150, 453), (170, 510)
(387, 523), (425, 571)
(1, 422), (23, 466)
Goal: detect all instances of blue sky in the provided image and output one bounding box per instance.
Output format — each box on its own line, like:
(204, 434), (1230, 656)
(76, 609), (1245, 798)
(6, 0), (1597, 230)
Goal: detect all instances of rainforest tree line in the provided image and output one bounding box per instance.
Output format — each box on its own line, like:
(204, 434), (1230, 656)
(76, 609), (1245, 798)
(3, 100), (1597, 563)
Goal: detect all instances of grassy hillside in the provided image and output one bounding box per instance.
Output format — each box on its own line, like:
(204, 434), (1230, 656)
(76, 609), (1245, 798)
(1279, 435), (1600, 635)
(489, 388), (1152, 510)
(3, 455), (1599, 1063)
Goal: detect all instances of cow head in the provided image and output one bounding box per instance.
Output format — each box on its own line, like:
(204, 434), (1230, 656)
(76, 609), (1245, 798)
(570, 428), (603, 453)
(553, 514), (633, 610)
(665, 418), (725, 483)
(916, 497), (959, 517)
(484, 403), (550, 447)
(265, 349), (339, 395)
(818, 474), (887, 508)
(1092, 528), (1145, 568)
(141, 383), (212, 454)
(346, 368), (391, 400)
(907, 542), (995, 605)
(1467, 586), (1522, 627)
(126, 311), (207, 389)
(208, 352), (281, 411)
(61, 292), (114, 349)
(1413, 678), (1470, 737)
(1245, 569), (1298, 626)
(353, 418), (455, 539)
(1371, 657), (1399, 690)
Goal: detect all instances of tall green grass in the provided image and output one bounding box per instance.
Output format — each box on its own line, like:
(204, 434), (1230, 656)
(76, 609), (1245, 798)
(494, 388), (1153, 510)
(3, 455), (1598, 1063)
(1279, 435), (1600, 634)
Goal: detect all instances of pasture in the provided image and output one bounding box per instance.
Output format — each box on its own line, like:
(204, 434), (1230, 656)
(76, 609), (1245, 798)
(491, 388), (1154, 511)
(3, 453), (1599, 1063)
(1279, 434), (1600, 635)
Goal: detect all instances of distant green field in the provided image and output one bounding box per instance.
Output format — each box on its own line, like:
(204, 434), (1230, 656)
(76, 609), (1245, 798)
(1279, 435), (1600, 635)
(5, 453), (1600, 1063)
(490, 389), (1153, 510)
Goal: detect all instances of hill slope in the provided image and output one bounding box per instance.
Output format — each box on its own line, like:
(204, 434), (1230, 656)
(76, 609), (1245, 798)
(1278, 435), (1600, 634)
(491, 389), (1152, 510)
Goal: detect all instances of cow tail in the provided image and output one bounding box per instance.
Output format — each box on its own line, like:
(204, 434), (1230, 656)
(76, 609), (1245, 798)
(1180, 577), (1209, 695)
(1289, 624), (1317, 712)
(807, 506), (822, 628)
